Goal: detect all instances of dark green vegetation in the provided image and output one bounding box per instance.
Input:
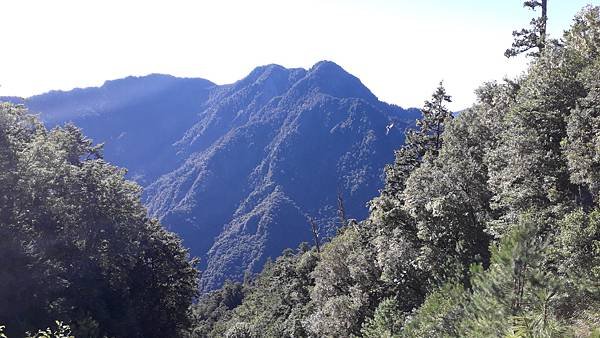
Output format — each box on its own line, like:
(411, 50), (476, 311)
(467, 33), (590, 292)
(0, 104), (198, 337)
(191, 6), (600, 337)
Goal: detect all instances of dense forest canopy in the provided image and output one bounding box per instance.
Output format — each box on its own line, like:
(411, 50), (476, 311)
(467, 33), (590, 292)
(190, 5), (600, 338)
(1, 3), (600, 338)
(0, 104), (198, 337)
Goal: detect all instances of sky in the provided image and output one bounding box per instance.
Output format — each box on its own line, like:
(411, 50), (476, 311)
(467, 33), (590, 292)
(0, 0), (594, 110)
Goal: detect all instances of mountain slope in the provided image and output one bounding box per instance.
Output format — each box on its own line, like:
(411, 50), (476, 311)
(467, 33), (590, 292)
(21, 74), (216, 184)
(6, 61), (417, 292)
(143, 61), (414, 291)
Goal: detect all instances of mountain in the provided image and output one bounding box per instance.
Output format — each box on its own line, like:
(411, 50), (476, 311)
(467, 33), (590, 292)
(6, 61), (418, 292)
(9, 74), (216, 185)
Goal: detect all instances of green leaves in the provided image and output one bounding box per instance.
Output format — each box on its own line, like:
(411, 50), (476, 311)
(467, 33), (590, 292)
(401, 282), (467, 338)
(563, 59), (600, 203)
(361, 298), (406, 338)
(192, 7), (600, 337)
(458, 214), (560, 337)
(564, 6), (600, 61)
(0, 103), (199, 337)
(306, 227), (380, 337)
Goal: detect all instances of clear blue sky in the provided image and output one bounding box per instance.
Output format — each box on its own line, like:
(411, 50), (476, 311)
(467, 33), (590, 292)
(0, 0), (594, 109)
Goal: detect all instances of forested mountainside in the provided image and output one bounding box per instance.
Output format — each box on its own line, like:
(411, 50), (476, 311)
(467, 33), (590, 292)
(2, 3), (599, 338)
(145, 61), (418, 292)
(189, 6), (600, 338)
(10, 61), (419, 292)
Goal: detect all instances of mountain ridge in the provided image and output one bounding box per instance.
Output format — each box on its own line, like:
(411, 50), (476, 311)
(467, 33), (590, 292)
(3, 61), (418, 292)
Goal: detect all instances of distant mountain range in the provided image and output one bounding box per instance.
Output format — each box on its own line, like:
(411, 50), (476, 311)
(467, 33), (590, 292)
(2, 61), (420, 292)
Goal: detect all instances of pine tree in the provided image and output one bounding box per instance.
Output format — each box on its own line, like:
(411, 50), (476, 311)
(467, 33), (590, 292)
(372, 82), (453, 204)
(401, 282), (467, 338)
(361, 298), (405, 338)
(459, 214), (565, 337)
(505, 0), (548, 58)
(416, 82), (453, 157)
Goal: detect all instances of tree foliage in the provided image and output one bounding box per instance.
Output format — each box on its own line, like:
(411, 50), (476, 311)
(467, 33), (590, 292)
(191, 6), (600, 337)
(0, 103), (199, 337)
(505, 0), (548, 57)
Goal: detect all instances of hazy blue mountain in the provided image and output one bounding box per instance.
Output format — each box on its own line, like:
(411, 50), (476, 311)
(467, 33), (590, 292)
(6, 61), (418, 292)
(16, 74), (216, 184)
(0, 96), (26, 104)
(143, 61), (416, 291)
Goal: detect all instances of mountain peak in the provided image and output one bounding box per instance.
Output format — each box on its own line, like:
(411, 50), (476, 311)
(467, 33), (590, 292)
(101, 73), (176, 87)
(246, 64), (286, 79)
(231, 64), (306, 95)
(309, 60), (346, 75)
(289, 60), (378, 102)
(241, 63), (299, 83)
(24, 73), (215, 126)
(100, 73), (214, 91)
(232, 61), (378, 102)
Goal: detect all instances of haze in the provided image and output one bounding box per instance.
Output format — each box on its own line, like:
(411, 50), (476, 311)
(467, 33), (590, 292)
(0, 0), (591, 109)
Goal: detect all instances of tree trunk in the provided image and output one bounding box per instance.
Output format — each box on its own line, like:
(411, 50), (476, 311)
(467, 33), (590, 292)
(540, 0), (547, 52)
(309, 217), (321, 254)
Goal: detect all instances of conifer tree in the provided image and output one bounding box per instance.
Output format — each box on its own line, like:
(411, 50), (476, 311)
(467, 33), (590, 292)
(563, 51), (600, 205)
(488, 35), (587, 235)
(459, 214), (564, 337)
(373, 81), (453, 203)
(505, 0), (548, 57)
(416, 82), (453, 156)
(361, 298), (405, 338)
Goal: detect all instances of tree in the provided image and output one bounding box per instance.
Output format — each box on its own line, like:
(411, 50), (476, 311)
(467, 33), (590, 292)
(505, 0), (548, 57)
(488, 35), (587, 236)
(417, 82), (454, 156)
(563, 5), (600, 61)
(459, 214), (565, 337)
(370, 82), (452, 206)
(0, 103), (199, 337)
(362, 83), (455, 328)
(398, 82), (507, 285)
(367, 83), (454, 271)
(187, 281), (244, 337)
(203, 246), (319, 338)
(549, 208), (600, 334)
(305, 226), (381, 337)
(26, 321), (74, 338)
(361, 298), (405, 338)
(400, 282), (467, 338)
(308, 216), (322, 254)
(563, 48), (600, 205)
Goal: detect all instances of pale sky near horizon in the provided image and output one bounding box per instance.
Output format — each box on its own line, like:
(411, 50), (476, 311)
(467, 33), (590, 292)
(0, 0), (594, 110)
